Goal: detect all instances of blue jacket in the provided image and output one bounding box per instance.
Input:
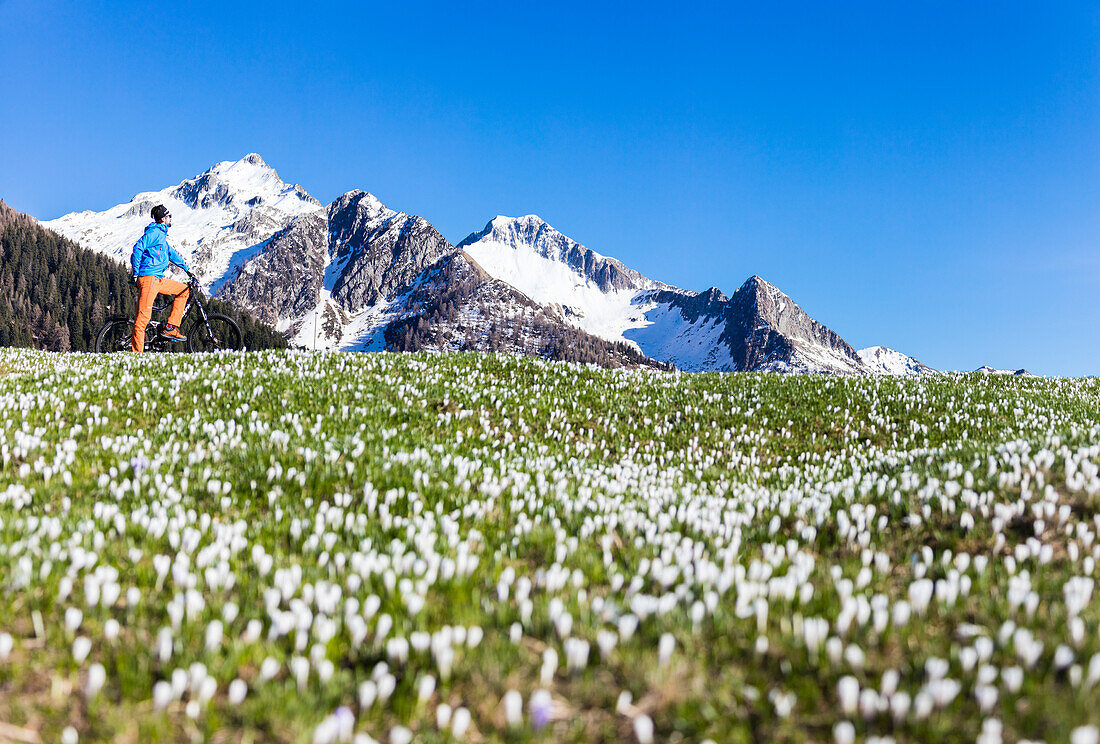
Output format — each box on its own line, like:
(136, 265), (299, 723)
(131, 222), (190, 278)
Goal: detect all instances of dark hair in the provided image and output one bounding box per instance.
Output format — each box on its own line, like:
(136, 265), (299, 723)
(151, 205), (169, 223)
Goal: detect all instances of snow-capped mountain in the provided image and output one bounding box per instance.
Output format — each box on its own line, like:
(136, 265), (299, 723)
(40, 153), (919, 373)
(457, 215), (672, 347)
(858, 346), (936, 376)
(43, 154), (322, 292)
(459, 215), (869, 373)
(974, 366), (1034, 376)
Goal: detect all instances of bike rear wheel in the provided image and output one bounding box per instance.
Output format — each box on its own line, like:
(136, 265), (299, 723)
(95, 319), (134, 353)
(187, 314), (243, 352)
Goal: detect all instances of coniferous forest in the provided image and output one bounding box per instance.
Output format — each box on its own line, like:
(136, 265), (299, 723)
(0, 200), (287, 351)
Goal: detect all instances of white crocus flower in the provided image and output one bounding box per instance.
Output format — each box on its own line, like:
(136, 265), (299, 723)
(72, 636), (92, 663)
(451, 707), (472, 738)
(86, 663), (106, 698)
(633, 714), (654, 744)
(228, 679), (247, 705)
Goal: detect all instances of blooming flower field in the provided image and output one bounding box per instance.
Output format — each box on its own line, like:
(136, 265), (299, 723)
(1, 348), (1099, 744)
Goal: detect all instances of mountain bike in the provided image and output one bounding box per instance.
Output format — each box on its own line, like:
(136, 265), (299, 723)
(95, 272), (243, 353)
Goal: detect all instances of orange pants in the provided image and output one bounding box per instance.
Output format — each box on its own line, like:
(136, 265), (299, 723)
(132, 276), (190, 352)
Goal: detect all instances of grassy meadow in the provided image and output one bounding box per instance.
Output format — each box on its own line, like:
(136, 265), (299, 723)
(0, 348), (1099, 743)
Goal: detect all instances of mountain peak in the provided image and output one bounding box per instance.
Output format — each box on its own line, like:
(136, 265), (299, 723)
(207, 153), (280, 181)
(172, 154), (319, 212)
(328, 191), (394, 236)
(42, 152), (322, 298)
(458, 213), (664, 308)
(461, 214), (554, 246)
(740, 275), (777, 292)
(331, 190), (385, 211)
(494, 214), (548, 227)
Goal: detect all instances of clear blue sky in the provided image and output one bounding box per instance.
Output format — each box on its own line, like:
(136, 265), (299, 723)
(2, 1), (1098, 375)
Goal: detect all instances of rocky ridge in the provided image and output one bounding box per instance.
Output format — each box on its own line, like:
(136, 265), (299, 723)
(328, 191), (455, 313)
(647, 277), (867, 374)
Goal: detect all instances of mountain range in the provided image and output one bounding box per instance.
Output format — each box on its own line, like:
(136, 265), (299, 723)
(42, 153), (934, 374)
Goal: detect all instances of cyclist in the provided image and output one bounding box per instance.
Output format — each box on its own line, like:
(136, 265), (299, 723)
(130, 204), (192, 352)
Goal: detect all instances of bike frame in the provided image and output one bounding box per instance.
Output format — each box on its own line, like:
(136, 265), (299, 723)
(106, 276), (218, 350)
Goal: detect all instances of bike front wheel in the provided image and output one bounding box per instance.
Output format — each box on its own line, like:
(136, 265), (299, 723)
(95, 318), (134, 353)
(187, 314), (243, 352)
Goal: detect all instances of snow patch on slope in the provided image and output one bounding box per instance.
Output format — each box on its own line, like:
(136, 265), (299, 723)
(462, 227), (655, 343)
(779, 342), (871, 375)
(623, 301), (735, 371)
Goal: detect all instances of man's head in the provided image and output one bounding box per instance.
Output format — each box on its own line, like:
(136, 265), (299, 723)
(151, 205), (172, 225)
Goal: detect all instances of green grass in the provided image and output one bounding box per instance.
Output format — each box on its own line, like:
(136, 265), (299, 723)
(0, 348), (1099, 743)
